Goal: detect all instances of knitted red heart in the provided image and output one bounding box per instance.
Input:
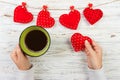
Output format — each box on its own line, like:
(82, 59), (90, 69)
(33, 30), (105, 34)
(71, 33), (92, 52)
(37, 6), (55, 28)
(14, 2), (33, 23)
(59, 6), (80, 30)
(83, 4), (103, 25)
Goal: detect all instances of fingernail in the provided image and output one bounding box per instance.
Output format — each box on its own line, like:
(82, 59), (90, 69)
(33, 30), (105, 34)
(85, 40), (89, 44)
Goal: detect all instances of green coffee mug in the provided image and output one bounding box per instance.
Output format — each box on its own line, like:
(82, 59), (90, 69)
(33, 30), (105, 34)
(19, 25), (51, 57)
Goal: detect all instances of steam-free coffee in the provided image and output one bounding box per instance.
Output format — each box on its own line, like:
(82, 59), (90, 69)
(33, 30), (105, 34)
(19, 26), (51, 57)
(25, 30), (47, 51)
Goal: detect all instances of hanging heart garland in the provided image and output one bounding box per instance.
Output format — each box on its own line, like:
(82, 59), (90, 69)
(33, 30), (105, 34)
(59, 6), (81, 30)
(83, 3), (103, 25)
(71, 33), (92, 52)
(12, 3), (104, 53)
(37, 5), (55, 28)
(14, 2), (33, 23)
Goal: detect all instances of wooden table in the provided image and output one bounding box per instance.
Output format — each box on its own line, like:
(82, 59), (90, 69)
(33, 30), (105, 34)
(0, 0), (120, 80)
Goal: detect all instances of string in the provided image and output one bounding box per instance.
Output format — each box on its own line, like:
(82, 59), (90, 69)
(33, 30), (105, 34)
(0, 0), (119, 10)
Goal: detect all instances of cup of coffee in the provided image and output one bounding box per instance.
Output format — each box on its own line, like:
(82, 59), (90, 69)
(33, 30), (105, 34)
(19, 25), (51, 57)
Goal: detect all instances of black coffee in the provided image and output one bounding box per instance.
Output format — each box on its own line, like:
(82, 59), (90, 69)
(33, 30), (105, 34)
(25, 30), (47, 51)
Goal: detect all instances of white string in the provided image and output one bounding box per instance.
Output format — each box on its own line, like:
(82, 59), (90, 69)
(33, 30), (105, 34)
(0, 0), (119, 10)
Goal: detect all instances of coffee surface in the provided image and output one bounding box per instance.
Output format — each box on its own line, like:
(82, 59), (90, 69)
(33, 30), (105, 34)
(25, 30), (47, 51)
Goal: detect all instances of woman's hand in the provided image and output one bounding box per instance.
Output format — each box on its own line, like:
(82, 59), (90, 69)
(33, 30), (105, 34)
(84, 40), (102, 70)
(11, 45), (32, 70)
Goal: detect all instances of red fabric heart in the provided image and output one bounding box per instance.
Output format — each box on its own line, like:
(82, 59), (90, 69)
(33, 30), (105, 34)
(71, 33), (92, 52)
(59, 6), (80, 30)
(14, 2), (33, 23)
(37, 6), (55, 28)
(83, 4), (103, 25)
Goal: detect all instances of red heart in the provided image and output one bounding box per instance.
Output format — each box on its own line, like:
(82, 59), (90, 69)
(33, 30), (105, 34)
(83, 7), (103, 25)
(14, 2), (33, 23)
(59, 10), (80, 30)
(37, 9), (55, 28)
(71, 33), (92, 52)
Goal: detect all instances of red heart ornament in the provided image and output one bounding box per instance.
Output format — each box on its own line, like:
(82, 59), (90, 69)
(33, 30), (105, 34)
(71, 33), (92, 52)
(14, 2), (33, 23)
(59, 6), (80, 30)
(83, 3), (103, 25)
(37, 5), (55, 28)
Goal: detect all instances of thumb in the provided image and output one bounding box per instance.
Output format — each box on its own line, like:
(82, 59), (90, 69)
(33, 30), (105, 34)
(85, 40), (94, 54)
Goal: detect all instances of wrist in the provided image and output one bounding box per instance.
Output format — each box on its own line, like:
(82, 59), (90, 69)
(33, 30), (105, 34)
(88, 65), (102, 70)
(18, 64), (33, 70)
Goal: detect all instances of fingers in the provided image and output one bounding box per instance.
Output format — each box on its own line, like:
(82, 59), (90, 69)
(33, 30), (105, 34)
(84, 48), (90, 56)
(16, 45), (26, 59)
(92, 40), (102, 50)
(85, 40), (94, 54)
(11, 48), (18, 64)
(92, 40), (99, 48)
(92, 40), (102, 56)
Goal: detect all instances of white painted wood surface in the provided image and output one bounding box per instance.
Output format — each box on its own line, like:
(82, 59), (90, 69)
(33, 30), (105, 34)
(0, 0), (120, 80)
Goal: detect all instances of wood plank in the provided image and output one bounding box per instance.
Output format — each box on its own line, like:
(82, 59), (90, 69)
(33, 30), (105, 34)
(0, 0), (120, 80)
